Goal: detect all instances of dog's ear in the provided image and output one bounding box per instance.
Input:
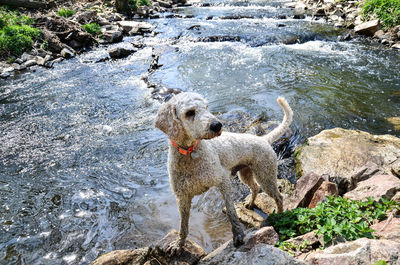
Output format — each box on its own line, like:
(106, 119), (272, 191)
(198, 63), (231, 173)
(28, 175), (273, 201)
(155, 100), (184, 140)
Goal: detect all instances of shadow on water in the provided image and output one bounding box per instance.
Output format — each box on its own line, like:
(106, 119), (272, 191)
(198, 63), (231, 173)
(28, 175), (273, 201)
(1, 0), (400, 263)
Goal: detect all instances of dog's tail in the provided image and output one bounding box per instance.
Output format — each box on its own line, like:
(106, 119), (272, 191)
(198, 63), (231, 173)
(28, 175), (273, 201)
(264, 97), (293, 144)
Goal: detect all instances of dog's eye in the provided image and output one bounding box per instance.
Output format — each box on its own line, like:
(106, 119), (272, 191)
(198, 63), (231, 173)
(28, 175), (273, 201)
(185, 110), (195, 118)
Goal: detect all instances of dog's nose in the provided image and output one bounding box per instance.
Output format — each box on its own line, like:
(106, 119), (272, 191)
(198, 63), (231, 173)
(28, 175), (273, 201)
(210, 121), (222, 133)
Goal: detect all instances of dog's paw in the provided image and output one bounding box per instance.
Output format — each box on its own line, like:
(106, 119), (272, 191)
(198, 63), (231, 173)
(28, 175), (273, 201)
(233, 231), (245, 247)
(244, 201), (255, 210)
(166, 239), (184, 256)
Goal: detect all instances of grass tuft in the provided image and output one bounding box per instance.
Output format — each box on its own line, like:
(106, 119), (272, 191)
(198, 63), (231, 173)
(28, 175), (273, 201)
(57, 7), (76, 18)
(362, 0), (400, 29)
(82, 23), (101, 36)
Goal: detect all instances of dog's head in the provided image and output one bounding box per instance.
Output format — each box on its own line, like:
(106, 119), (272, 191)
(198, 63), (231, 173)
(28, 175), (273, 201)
(155, 92), (222, 143)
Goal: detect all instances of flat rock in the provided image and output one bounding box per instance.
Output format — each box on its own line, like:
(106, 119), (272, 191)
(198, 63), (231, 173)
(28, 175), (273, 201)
(284, 231), (320, 253)
(343, 174), (400, 201)
(295, 128), (400, 194)
(371, 217), (400, 242)
(234, 201), (264, 228)
(305, 238), (400, 265)
(102, 30), (123, 43)
(116, 21), (154, 35)
(354, 19), (380, 36)
(199, 238), (305, 265)
(90, 248), (150, 265)
(242, 226), (279, 250)
(151, 230), (206, 265)
(392, 42), (400, 49)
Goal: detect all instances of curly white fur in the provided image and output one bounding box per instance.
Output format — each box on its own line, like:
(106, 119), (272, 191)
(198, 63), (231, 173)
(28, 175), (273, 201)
(155, 92), (293, 254)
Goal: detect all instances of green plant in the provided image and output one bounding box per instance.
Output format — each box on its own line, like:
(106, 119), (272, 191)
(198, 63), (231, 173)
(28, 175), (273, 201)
(57, 7), (76, 18)
(269, 196), (400, 248)
(82, 23), (101, 36)
(0, 7), (34, 28)
(362, 0), (400, 29)
(374, 261), (388, 265)
(129, 0), (150, 9)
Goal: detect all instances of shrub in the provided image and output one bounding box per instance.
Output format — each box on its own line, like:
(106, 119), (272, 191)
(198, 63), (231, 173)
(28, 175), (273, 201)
(57, 7), (76, 18)
(82, 23), (101, 36)
(268, 196), (400, 248)
(0, 25), (42, 55)
(129, 0), (150, 9)
(362, 0), (400, 29)
(0, 8), (42, 56)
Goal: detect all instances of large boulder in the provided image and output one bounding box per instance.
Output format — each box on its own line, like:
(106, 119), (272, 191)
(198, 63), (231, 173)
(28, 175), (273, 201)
(355, 19), (380, 36)
(295, 128), (400, 194)
(305, 238), (400, 265)
(371, 217), (400, 243)
(90, 248), (150, 265)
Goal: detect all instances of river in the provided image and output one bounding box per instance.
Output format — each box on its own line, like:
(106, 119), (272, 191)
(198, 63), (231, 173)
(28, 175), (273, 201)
(1, 0), (400, 264)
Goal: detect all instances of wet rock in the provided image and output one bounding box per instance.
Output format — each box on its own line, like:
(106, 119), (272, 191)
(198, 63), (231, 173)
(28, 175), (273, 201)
(392, 42), (400, 49)
(197, 36), (241, 42)
(308, 180), (338, 208)
(305, 238), (400, 265)
(11, 63), (26, 71)
(23, 59), (37, 67)
(73, 10), (98, 24)
(117, 21), (154, 35)
(109, 47), (136, 59)
(354, 19), (380, 36)
(295, 128), (400, 194)
(151, 230), (206, 265)
(199, 239), (305, 265)
(286, 173), (325, 210)
(154, 0), (173, 8)
(42, 29), (64, 53)
(371, 217), (400, 242)
(343, 174), (400, 201)
(90, 248), (150, 265)
(102, 30), (123, 43)
(233, 201), (264, 228)
(61, 47), (75, 59)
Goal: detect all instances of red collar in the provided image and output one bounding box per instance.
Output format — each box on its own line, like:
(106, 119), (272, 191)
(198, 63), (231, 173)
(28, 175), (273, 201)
(170, 139), (199, 157)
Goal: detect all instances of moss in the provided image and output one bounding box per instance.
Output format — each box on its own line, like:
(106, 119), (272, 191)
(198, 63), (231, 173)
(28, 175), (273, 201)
(82, 23), (101, 36)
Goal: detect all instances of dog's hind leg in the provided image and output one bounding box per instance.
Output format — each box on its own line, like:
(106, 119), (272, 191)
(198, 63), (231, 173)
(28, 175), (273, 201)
(238, 166), (259, 209)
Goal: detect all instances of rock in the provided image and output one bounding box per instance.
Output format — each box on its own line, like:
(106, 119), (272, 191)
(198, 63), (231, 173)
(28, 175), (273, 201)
(371, 217), (400, 242)
(21, 52), (34, 62)
(233, 202), (264, 228)
(295, 128), (400, 194)
(283, 231), (320, 253)
(151, 230), (206, 265)
(305, 238), (400, 265)
(392, 159), (400, 177)
(348, 161), (385, 191)
(343, 174), (400, 201)
(199, 239), (305, 265)
(109, 47), (136, 59)
(354, 19), (380, 36)
(23, 60), (37, 67)
(308, 181), (338, 208)
(90, 248), (150, 265)
(374, 29), (385, 38)
(61, 47), (75, 59)
(286, 173), (325, 210)
(242, 227), (279, 250)
(102, 30), (123, 43)
(116, 21), (154, 35)
(392, 42), (400, 49)
(73, 10), (98, 24)
(11, 63), (25, 71)
(154, 0), (173, 8)
(42, 29), (64, 53)
(387, 117), (400, 131)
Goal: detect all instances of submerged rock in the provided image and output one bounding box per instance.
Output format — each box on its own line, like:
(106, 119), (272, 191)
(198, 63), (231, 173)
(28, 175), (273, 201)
(109, 47), (136, 59)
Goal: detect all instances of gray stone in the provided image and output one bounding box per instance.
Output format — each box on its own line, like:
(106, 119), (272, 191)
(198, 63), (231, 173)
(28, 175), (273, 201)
(392, 42), (400, 49)
(305, 238), (400, 265)
(344, 174), (400, 201)
(23, 60), (37, 67)
(108, 47), (136, 59)
(199, 240), (305, 265)
(102, 30), (123, 43)
(371, 217), (400, 243)
(295, 128), (400, 194)
(355, 19), (380, 36)
(60, 48), (75, 59)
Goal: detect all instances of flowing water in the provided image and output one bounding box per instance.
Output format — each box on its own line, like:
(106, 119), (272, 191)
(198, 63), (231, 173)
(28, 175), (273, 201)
(1, 0), (400, 263)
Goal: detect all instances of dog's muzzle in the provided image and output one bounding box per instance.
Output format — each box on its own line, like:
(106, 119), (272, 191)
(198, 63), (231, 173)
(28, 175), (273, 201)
(210, 121), (222, 135)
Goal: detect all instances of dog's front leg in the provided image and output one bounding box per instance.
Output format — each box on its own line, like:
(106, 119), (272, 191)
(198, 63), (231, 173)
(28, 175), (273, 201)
(218, 181), (245, 247)
(167, 195), (192, 256)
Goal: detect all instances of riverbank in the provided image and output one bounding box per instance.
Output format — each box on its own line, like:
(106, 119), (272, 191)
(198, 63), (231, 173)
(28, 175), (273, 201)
(0, 0), (186, 79)
(292, 0), (400, 48)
